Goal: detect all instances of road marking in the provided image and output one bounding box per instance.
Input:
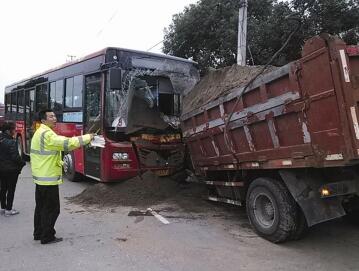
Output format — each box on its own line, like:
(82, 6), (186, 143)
(147, 208), (170, 225)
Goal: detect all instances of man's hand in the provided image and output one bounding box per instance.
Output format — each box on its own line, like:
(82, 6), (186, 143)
(89, 133), (95, 140)
(89, 134), (106, 148)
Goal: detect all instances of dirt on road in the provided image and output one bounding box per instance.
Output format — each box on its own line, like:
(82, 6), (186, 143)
(68, 171), (209, 212)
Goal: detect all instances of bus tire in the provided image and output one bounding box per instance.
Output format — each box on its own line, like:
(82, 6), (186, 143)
(63, 153), (81, 182)
(246, 177), (297, 243)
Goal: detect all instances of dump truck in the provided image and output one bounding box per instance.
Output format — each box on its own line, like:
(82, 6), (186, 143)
(181, 34), (359, 242)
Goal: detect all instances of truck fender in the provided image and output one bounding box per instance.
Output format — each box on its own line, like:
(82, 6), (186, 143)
(279, 169), (345, 227)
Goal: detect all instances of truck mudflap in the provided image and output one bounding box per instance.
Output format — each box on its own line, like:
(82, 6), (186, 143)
(279, 170), (359, 227)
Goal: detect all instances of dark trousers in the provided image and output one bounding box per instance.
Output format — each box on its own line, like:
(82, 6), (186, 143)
(0, 172), (19, 211)
(34, 184), (60, 242)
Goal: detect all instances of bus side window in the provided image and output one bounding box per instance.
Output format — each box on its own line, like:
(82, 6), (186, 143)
(35, 84), (49, 112)
(50, 82), (56, 109)
(25, 88), (35, 126)
(65, 77), (74, 108)
(5, 93), (11, 114)
(11, 92), (17, 120)
(50, 80), (64, 111)
(73, 75), (83, 107)
(17, 89), (24, 119)
(65, 75), (83, 108)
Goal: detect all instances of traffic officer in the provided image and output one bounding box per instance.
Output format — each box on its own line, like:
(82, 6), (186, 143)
(30, 109), (94, 244)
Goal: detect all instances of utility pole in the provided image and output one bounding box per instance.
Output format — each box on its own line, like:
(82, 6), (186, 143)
(66, 55), (76, 62)
(237, 0), (247, 66)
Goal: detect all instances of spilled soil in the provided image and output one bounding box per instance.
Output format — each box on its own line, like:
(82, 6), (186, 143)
(182, 64), (278, 114)
(67, 171), (210, 212)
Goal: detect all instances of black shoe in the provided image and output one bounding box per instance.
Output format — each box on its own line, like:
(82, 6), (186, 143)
(41, 237), (63, 244)
(34, 236), (41, 241)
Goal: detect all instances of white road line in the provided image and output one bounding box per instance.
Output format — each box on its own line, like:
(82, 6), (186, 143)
(147, 208), (170, 225)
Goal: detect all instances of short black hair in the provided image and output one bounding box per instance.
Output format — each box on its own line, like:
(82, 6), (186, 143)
(1, 121), (16, 133)
(38, 109), (54, 121)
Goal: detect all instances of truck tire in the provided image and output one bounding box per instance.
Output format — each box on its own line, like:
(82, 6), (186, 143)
(246, 177), (297, 243)
(63, 153), (81, 182)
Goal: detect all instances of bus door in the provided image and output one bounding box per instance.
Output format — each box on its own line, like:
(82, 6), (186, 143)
(24, 88), (35, 154)
(84, 73), (102, 180)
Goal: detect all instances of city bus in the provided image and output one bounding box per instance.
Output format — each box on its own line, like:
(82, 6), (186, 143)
(4, 48), (199, 182)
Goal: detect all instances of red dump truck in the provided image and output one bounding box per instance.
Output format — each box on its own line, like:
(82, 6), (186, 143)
(181, 34), (359, 242)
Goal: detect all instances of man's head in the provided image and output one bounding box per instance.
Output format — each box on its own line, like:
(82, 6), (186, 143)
(38, 109), (57, 128)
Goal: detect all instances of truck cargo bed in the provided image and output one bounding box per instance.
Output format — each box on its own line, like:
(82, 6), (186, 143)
(182, 34), (359, 172)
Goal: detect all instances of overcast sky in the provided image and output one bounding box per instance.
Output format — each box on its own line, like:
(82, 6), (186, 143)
(0, 0), (198, 103)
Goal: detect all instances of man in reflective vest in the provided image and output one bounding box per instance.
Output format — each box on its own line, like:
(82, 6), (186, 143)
(30, 109), (94, 244)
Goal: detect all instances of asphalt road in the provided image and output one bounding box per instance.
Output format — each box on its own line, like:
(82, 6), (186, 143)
(0, 164), (358, 271)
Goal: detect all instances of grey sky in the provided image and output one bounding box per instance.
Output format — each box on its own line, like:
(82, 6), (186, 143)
(0, 0), (197, 103)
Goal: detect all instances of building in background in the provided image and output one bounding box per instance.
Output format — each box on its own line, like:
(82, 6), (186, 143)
(0, 103), (4, 128)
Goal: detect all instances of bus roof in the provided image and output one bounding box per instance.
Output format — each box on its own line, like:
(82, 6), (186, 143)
(5, 47), (197, 90)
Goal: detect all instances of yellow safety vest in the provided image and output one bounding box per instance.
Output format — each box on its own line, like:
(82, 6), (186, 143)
(30, 124), (92, 185)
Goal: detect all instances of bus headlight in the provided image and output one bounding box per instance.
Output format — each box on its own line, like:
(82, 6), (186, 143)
(112, 152), (129, 160)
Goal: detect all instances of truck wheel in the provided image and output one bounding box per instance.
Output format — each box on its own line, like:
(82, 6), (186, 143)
(63, 153), (81, 182)
(246, 177), (297, 243)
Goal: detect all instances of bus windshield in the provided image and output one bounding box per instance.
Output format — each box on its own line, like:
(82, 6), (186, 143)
(105, 56), (199, 135)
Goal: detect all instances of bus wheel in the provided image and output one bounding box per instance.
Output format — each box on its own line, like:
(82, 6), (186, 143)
(63, 153), (81, 182)
(246, 177), (297, 243)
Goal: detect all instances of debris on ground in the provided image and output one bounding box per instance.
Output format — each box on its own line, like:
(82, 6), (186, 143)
(128, 210), (153, 216)
(182, 64), (278, 114)
(67, 171), (208, 210)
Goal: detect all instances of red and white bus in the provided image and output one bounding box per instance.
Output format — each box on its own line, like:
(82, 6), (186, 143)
(4, 48), (199, 182)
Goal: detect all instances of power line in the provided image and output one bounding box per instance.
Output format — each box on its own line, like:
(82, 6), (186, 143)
(147, 40), (163, 52)
(96, 9), (119, 38)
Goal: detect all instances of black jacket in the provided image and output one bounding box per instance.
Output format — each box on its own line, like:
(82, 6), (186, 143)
(0, 132), (26, 173)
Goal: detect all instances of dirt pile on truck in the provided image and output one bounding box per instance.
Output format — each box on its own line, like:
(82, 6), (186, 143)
(182, 64), (277, 114)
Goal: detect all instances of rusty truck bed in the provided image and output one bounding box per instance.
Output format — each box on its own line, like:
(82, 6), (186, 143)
(182, 35), (359, 172)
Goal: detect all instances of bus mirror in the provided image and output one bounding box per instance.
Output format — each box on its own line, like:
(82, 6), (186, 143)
(109, 68), (122, 89)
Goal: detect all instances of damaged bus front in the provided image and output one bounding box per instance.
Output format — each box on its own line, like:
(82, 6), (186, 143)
(103, 49), (199, 180)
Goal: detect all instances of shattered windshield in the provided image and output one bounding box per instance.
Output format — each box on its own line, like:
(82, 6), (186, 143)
(105, 56), (199, 135)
